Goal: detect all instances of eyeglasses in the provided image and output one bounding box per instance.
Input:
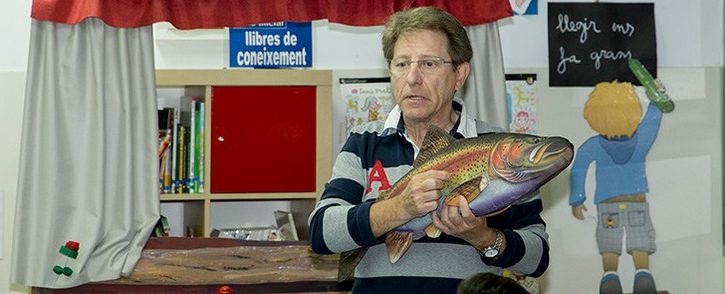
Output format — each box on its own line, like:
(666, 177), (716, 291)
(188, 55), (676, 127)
(388, 57), (454, 76)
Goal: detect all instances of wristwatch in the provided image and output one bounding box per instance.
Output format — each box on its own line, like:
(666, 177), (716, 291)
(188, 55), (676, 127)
(479, 229), (503, 258)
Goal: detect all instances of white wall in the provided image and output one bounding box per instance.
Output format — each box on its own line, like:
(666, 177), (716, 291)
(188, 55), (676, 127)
(0, 0), (31, 292)
(0, 72), (29, 294)
(500, 0), (724, 67)
(1, 0), (723, 293)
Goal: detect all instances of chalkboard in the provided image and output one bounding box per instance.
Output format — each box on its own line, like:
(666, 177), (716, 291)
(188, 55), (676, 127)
(548, 3), (656, 87)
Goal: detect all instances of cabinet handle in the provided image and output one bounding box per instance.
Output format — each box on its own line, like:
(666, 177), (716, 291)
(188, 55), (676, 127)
(217, 136), (225, 142)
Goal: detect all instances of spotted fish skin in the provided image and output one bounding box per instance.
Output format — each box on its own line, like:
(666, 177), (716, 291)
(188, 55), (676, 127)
(337, 125), (573, 281)
(385, 127), (573, 241)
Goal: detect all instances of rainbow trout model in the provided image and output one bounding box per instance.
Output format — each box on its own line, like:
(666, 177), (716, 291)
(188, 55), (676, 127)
(339, 125), (574, 280)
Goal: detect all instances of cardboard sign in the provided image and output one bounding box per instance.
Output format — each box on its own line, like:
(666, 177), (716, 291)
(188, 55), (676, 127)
(229, 22), (312, 68)
(548, 3), (656, 86)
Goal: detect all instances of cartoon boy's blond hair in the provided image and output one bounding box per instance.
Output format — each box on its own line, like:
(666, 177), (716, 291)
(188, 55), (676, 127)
(584, 82), (642, 139)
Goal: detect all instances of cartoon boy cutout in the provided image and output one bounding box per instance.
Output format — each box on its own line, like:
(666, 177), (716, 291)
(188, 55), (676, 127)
(569, 81), (665, 294)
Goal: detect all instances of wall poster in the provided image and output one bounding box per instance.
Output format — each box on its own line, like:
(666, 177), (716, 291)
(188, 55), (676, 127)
(505, 74), (538, 134)
(334, 78), (395, 153)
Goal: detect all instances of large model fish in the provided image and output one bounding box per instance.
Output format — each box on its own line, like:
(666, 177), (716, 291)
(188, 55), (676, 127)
(338, 125), (574, 281)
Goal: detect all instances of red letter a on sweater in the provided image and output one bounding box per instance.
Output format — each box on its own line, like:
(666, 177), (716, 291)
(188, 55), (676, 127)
(366, 160), (391, 193)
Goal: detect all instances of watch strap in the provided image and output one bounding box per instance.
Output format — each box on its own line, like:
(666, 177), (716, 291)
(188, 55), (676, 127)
(480, 229), (503, 259)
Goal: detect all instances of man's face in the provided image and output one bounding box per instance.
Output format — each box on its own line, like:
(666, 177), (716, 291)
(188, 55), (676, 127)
(389, 30), (469, 125)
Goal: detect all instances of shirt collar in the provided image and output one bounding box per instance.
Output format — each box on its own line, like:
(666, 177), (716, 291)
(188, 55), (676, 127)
(382, 97), (478, 138)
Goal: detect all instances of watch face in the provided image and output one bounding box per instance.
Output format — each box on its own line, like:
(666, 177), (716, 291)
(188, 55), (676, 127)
(484, 249), (499, 258)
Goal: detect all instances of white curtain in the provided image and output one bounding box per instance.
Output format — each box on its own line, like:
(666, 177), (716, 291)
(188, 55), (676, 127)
(461, 22), (508, 129)
(12, 18), (159, 288)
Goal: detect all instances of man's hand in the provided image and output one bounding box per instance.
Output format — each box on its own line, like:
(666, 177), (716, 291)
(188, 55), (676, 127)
(370, 170), (450, 237)
(398, 170), (451, 219)
(572, 204), (587, 220)
(431, 195), (498, 251)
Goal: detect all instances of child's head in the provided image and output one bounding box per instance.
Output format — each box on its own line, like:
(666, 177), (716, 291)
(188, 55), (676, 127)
(457, 272), (530, 294)
(584, 81), (643, 139)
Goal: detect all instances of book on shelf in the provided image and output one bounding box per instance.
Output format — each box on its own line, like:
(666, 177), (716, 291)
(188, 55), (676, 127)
(274, 210), (299, 241)
(162, 145), (172, 193)
(198, 101), (205, 193)
(156, 96), (204, 194)
(157, 129), (172, 158)
(158, 99), (182, 194)
(170, 107), (180, 193)
(181, 96), (197, 193)
(157, 107), (173, 163)
(189, 98), (196, 193)
(192, 100), (202, 193)
(176, 125), (187, 193)
(157, 129), (172, 193)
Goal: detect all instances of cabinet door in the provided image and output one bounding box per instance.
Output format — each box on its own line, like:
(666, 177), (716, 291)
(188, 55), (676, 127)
(211, 86), (317, 193)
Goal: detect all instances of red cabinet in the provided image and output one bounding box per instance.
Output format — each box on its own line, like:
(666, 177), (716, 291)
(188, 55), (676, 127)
(210, 86), (317, 193)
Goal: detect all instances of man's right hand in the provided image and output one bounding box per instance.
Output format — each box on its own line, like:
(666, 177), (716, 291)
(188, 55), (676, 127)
(572, 204), (587, 220)
(398, 170), (451, 219)
(369, 170), (450, 238)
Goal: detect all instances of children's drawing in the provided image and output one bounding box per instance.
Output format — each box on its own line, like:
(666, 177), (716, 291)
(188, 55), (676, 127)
(341, 83), (395, 133)
(506, 74), (537, 134)
(511, 109), (536, 134)
(332, 79), (396, 157)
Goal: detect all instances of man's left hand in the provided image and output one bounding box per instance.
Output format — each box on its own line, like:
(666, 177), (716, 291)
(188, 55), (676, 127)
(431, 195), (496, 247)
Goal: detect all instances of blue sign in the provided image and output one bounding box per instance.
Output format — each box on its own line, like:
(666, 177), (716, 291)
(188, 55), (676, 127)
(229, 22), (312, 68)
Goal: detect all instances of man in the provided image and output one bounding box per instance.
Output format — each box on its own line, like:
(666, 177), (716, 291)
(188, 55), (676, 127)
(309, 7), (549, 293)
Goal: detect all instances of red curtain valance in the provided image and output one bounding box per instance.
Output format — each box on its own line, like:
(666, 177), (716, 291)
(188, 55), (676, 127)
(31, 0), (512, 29)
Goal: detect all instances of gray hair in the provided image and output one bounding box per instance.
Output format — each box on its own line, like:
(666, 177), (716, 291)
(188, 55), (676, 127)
(382, 6), (473, 67)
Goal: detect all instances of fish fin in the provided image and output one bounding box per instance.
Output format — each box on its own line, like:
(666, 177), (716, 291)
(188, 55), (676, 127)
(427, 176), (487, 238)
(337, 247), (367, 282)
(444, 177), (487, 207)
(484, 205), (511, 217)
(413, 125), (456, 167)
(385, 231), (414, 263)
(425, 223), (441, 238)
